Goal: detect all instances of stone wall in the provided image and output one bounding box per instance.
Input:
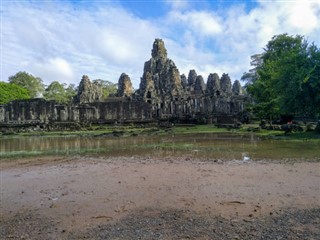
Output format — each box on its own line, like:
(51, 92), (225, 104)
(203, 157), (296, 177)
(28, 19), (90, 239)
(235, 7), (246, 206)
(0, 99), (56, 124)
(0, 98), (152, 130)
(0, 39), (247, 131)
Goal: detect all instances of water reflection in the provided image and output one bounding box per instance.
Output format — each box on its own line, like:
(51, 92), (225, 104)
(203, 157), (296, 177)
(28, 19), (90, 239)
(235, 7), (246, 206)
(0, 133), (319, 160)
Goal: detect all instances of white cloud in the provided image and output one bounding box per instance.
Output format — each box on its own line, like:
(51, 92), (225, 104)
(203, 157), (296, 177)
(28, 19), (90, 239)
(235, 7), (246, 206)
(247, 2), (319, 47)
(187, 11), (223, 36)
(1, 1), (159, 87)
(162, 1), (319, 85)
(29, 58), (75, 85)
(285, 2), (319, 34)
(2, 0), (320, 90)
(169, 10), (223, 36)
(165, 0), (190, 10)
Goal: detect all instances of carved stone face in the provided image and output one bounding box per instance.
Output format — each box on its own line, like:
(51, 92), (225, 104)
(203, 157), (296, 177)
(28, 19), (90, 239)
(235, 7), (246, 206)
(117, 73), (133, 97)
(151, 39), (167, 59)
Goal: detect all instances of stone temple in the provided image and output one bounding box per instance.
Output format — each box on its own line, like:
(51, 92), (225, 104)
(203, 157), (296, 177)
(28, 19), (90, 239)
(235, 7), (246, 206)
(0, 39), (246, 131)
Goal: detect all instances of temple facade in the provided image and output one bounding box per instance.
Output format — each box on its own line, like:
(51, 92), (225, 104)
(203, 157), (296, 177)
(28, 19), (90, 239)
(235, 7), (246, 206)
(0, 39), (246, 131)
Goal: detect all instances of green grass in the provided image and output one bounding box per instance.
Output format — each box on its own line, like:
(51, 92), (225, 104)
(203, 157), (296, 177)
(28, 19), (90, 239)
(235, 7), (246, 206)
(0, 147), (114, 159)
(171, 125), (231, 134)
(1, 123), (319, 142)
(266, 131), (320, 141)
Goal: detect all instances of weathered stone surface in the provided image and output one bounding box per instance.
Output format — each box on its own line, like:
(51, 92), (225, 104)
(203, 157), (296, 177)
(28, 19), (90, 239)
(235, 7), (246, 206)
(194, 75), (206, 94)
(180, 74), (187, 89)
(0, 99), (56, 124)
(117, 73), (133, 98)
(0, 105), (5, 122)
(207, 73), (220, 95)
(139, 39), (184, 104)
(0, 98), (152, 131)
(232, 80), (242, 95)
(151, 38), (167, 59)
(187, 69), (197, 87)
(74, 75), (103, 104)
(220, 73), (232, 94)
(138, 72), (156, 103)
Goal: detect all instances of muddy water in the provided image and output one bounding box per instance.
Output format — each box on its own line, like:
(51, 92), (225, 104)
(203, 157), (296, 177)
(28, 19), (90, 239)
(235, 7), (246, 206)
(1, 133), (319, 160)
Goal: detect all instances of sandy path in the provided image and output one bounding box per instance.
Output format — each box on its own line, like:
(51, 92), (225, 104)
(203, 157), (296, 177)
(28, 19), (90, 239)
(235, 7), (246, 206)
(1, 157), (319, 236)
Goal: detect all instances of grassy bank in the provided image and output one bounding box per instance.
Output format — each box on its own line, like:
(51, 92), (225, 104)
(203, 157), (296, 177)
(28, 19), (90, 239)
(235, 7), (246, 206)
(1, 124), (319, 141)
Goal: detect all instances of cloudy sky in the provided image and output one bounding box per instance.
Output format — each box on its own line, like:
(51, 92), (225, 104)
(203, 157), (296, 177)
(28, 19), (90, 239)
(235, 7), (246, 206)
(1, 0), (320, 88)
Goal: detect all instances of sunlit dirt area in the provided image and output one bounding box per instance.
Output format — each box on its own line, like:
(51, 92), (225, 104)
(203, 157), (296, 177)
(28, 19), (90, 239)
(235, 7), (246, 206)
(1, 156), (319, 239)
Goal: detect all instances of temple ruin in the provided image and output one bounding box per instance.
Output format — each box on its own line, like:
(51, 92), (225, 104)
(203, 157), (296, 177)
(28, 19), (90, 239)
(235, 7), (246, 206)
(0, 39), (246, 131)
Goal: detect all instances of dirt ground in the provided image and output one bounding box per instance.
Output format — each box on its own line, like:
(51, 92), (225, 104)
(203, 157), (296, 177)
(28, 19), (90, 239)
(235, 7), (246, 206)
(1, 156), (319, 239)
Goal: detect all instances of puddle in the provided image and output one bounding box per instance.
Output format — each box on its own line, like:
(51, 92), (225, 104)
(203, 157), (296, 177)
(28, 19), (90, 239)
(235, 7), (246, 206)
(1, 133), (319, 160)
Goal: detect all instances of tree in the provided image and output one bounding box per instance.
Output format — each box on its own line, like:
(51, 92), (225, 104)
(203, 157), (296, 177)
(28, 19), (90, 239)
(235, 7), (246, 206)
(0, 82), (30, 104)
(243, 34), (320, 120)
(241, 53), (263, 85)
(43, 81), (67, 104)
(65, 84), (77, 102)
(43, 81), (76, 104)
(8, 71), (45, 98)
(302, 43), (320, 117)
(92, 79), (118, 99)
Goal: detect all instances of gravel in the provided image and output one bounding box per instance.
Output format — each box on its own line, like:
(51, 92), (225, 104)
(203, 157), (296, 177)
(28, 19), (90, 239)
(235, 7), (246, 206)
(73, 207), (320, 240)
(3, 207), (317, 240)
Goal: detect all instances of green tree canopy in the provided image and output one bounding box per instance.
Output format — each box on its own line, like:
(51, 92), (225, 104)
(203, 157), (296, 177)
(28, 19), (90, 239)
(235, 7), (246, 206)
(43, 81), (76, 104)
(8, 71), (45, 98)
(0, 82), (30, 104)
(65, 84), (77, 102)
(92, 79), (118, 99)
(243, 34), (320, 120)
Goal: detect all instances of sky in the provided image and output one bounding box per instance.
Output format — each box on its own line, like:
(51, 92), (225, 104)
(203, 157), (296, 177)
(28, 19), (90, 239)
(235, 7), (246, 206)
(1, 0), (320, 88)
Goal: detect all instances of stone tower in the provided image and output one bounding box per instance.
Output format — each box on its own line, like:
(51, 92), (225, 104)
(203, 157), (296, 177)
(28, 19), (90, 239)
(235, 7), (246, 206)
(194, 75), (206, 94)
(187, 69), (197, 87)
(74, 75), (103, 104)
(220, 73), (232, 94)
(117, 73), (133, 98)
(139, 39), (184, 103)
(207, 73), (220, 95)
(232, 80), (242, 95)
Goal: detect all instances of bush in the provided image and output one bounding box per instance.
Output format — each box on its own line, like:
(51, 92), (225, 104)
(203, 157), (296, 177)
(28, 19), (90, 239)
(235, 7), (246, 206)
(0, 82), (30, 104)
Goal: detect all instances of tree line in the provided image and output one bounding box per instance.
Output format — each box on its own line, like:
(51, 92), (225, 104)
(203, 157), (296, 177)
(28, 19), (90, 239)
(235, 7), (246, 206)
(0, 72), (117, 105)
